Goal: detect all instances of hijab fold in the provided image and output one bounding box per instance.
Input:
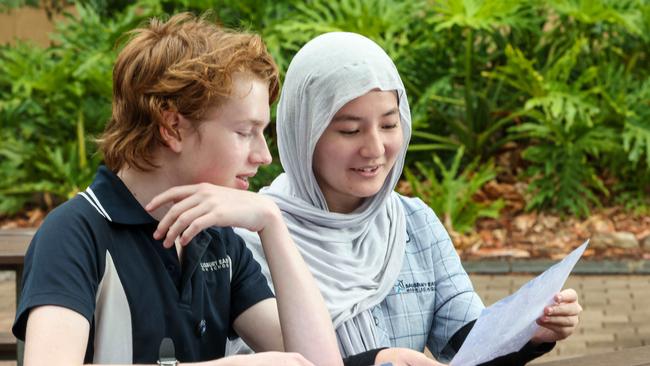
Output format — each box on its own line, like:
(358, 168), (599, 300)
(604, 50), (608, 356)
(235, 32), (412, 356)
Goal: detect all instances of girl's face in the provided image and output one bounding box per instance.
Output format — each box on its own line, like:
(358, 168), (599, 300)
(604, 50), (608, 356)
(313, 90), (403, 213)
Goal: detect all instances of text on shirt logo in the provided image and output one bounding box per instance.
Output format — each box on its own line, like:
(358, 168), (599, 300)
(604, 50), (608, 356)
(394, 279), (435, 294)
(200, 257), (231, 272)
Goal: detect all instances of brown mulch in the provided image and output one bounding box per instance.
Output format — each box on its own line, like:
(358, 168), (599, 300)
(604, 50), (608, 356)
(454, 204), (650, 261)
(449, 177), (650, 260)
(2, 181), (649, 261)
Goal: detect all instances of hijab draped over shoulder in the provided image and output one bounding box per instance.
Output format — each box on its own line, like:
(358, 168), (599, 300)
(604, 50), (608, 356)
(235, 32), (412, 355)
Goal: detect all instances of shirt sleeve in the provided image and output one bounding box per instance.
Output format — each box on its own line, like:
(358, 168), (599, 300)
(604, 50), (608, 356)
(224, 228), (275, 325)
(12, 202), (102, 340)
(419, 202), (484, 361)
(449, 320), (556, 365)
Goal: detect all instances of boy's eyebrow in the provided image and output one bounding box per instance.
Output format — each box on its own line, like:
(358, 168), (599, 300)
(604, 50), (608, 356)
(237, 119), (270, 127)
(332, 108), (399, 122)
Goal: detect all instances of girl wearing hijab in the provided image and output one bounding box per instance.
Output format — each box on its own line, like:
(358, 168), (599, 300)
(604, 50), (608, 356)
(152, 32), (582, 365)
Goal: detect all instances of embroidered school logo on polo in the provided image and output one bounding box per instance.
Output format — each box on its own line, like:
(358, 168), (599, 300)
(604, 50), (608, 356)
(394, 279), (435, 294)
(200, 256), (231, 272)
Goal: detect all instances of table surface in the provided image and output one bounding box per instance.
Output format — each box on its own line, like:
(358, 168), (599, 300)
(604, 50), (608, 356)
(2, 228), (649, 366)
(0, 229), (34, 266)
(535, 345), (650, 366)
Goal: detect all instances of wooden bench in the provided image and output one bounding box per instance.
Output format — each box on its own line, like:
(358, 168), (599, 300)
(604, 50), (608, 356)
(0, 229), (33, 364)
(534, 345), (650, 366)
(0, 332), (16, 360)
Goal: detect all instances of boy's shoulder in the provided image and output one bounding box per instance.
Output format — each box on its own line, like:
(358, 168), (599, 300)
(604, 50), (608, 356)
(32, 194), (112, 249)
(41, 194), (107, 227)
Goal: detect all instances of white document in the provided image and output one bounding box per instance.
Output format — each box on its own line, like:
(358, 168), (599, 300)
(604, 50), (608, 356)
(450, 240), (589, 366)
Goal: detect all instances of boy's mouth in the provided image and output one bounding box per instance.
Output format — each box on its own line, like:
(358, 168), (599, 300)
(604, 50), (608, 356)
(235, 172), (256, 190)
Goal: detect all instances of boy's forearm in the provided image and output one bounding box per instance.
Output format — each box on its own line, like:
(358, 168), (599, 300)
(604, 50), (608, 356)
(259, 212), (343, 366)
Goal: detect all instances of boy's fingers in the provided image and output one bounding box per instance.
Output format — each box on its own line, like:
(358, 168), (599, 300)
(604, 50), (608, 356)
(154, 196), (200, 240)
(179, 214), (216, 246)
(146, 185), (196, 212)
(163, 204), (206, 247)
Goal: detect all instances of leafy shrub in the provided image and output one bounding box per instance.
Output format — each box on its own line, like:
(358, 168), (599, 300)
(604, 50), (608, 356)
(0, 3), (148, 213)
(0, 0), (648, 218)
(404, 148), (504, 234)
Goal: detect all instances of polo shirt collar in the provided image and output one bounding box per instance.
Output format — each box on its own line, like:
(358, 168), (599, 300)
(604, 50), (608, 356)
(82, 165), (157, 225)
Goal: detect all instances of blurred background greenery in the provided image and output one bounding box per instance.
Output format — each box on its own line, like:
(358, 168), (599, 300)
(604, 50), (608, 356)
(0, 0), (648, 235)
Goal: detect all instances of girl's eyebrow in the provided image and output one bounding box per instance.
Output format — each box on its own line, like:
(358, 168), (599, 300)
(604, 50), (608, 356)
(332, 114), (363, 122)
(332, 108), (399, 122)
(382, 108), (399, 117)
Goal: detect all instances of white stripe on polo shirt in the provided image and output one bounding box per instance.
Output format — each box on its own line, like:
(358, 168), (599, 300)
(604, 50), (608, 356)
(94, 251), (133, 363)
(86, 187), (113, 221)
(79, 188), (113, 222)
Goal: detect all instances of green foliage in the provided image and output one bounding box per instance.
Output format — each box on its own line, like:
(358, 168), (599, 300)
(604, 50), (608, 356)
(1, 0), (44, 12)
(405, 148), (504, 234)
(406, 0), (544, 162)
(261, 0), (427, 73)
(487, 24), (647, 215)
(0, 0), (73, 17)
(0, 2), (150, 213)
(1, 0), (648, 219)
(621, 78), (650, 167)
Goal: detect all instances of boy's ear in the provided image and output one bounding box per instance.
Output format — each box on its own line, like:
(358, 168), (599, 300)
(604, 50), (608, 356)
(160, 110), (183, 153)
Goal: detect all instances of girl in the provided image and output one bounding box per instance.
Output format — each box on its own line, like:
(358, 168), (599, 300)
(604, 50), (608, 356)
(153, 32), (581, 365)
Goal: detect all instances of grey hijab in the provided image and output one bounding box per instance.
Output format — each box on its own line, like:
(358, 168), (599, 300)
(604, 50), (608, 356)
(235, 32), (412, 355)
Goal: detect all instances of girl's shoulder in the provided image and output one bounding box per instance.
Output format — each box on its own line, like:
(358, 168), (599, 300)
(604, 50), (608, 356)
(394, 193), (449, 245)
(395, 193), (441, 224)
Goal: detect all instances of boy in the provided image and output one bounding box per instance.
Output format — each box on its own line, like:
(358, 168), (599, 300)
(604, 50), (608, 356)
(12, 13), (343, 366)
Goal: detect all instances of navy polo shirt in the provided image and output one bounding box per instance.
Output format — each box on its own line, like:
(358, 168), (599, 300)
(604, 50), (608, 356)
(12, 166), (274, 363)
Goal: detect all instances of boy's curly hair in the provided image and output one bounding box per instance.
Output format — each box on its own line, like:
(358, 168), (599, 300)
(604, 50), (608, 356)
(98, 13), (279, 171)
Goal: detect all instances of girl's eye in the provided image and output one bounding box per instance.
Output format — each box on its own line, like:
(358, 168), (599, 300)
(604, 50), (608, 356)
(339, 130), (359, 135)
(383, 123), (398, 130)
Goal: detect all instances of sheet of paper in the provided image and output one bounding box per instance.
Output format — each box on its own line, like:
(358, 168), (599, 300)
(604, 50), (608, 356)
(450, 240), (589, 366)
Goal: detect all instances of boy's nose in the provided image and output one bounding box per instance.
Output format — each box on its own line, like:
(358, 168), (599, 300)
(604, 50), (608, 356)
(251, 141), (272, 166)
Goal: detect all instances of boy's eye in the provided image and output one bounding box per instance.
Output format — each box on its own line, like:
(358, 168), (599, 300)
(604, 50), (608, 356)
(237, 131), (252, 137)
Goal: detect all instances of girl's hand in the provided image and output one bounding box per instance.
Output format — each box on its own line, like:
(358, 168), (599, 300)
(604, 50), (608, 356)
(531, 288), (582, 344)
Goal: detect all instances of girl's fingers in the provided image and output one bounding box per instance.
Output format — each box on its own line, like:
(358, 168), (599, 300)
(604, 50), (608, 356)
(555, 288), (578, 303)
(538, 314), (579, 328)
(545, 301), (583, 317)
(535, 320), (575, 339)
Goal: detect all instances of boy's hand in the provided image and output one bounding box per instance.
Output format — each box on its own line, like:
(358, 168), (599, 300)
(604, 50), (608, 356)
(375, 348), (447, 366)
(146, 183), (279, 248)
(531, 288), (582, 344)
